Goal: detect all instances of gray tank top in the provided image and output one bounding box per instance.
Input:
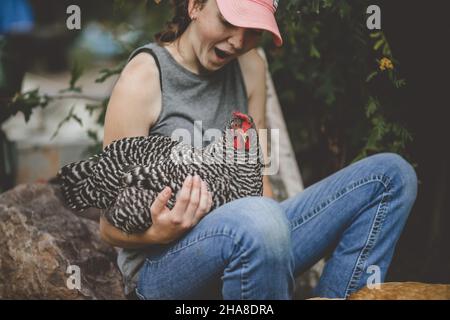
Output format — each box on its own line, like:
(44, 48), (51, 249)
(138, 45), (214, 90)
(116, 42), (249, 296)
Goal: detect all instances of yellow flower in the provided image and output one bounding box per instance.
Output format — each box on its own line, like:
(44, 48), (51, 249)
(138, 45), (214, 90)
(379, 57), (394, 71)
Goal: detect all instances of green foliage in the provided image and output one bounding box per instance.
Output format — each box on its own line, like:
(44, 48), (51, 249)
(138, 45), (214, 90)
(266, 0), (412, 178)
(0, 0), (170, 154)
(1, 89), (51, 124)
(50, 104), (83, 140)
(63, 60), (84, 93)
(63, 0), (170, 153)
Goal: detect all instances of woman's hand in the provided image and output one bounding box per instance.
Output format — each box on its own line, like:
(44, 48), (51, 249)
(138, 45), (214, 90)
(146, 175), (213, 244)
(99, 175), (213, 248)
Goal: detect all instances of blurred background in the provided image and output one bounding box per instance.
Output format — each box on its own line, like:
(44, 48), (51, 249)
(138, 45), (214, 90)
(0, 0), (448, 293)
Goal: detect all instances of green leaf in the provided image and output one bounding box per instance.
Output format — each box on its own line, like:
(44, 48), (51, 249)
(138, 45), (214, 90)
(309, 44), (321, 58)
(366, 71), (378, 82)
(373, 39), (384, 51)
(50, 105), (83, 140)
(394, 79), (406, 88)
(69, 60), (84, 91)
(95, 63), (125, 83)
(72, 114), (83, 126)
(87, 129), (99, 142)
(369, 32), (382, 38)
(365, 97), (378, 118)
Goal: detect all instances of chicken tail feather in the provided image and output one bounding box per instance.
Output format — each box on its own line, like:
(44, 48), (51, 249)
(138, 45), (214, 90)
(56, 156), (99, 211)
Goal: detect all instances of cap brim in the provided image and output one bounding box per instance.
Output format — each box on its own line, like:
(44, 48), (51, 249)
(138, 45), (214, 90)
(216, 0), (283, 47)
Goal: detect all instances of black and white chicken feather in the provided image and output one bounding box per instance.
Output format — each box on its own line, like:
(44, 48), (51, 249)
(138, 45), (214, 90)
(57, 112), (265, 234)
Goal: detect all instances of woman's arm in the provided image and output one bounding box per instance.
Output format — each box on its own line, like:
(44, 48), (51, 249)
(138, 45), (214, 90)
(100, 52), (212, 248)
(239, 49), (274, 198)
(100, 175), (212, 248)
(99, 216), (159, 248)
(100, 52), (162, 247)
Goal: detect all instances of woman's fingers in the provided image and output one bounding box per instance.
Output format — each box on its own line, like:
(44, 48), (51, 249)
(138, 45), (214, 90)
(174, 175), (192, 206)
(150, 186), (171, 217)
(172, 175), (193, 219)
(184, 175), (202, 220)
(192, 181), (211, 224)
(170, 175), (211, 229)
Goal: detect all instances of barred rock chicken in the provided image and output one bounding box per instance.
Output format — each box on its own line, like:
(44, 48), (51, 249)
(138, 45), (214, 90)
(57, 112), (264, 234)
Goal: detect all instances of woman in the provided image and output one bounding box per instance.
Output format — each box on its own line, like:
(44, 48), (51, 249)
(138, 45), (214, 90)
(99, 0), (418, 299)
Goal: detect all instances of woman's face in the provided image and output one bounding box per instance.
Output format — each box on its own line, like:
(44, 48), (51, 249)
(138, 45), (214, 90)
(188, 0), (263, 72)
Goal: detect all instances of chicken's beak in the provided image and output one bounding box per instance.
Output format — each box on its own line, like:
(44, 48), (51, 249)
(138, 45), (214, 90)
(233, 129), (250, 150)
(235, 128), (246, 136)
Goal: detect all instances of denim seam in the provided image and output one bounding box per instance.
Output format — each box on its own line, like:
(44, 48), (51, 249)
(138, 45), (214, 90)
(240, 257), (250, 300)
(290, 173), (392, 231)
(344, 190), (391, 298)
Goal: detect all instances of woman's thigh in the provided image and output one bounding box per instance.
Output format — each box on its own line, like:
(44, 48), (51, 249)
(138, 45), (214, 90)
(136, 196), (292, 299)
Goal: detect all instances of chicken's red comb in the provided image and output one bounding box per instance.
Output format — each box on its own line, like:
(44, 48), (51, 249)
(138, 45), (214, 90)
(232, 111), (252, 132)
(232, 111), (249, 119)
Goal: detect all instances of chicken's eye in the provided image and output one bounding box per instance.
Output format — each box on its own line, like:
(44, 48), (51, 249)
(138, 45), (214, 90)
(231, 120), (241, 129)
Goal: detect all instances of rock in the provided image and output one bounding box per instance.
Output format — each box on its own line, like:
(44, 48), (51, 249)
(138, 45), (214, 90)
(0, 183), (125, 299)
(307, 282), (450, 300)
(348, 282), (450, 300)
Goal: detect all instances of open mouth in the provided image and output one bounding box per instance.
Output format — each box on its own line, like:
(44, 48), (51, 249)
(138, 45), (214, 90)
(214, 47), (231, 60)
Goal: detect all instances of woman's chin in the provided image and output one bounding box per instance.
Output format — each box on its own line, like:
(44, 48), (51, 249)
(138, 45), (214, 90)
(209, 56), (230, 70)
(204, 60), (224, 72)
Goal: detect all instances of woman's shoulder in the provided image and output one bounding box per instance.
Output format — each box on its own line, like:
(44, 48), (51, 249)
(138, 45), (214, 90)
(103, 51), (162, 146)
(114, 51), (162, 122)
(120, 51), (160, 88)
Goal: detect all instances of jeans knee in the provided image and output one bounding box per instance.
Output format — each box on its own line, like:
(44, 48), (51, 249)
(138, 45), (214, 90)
(370, 152), (418, 200)
(221, 197), (291, 257)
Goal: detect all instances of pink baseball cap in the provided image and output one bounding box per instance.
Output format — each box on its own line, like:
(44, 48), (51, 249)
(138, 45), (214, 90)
(216, 0), (283, 47)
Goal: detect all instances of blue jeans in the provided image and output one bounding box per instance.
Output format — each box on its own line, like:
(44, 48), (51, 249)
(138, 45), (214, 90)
(135, 153), (417, 299)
